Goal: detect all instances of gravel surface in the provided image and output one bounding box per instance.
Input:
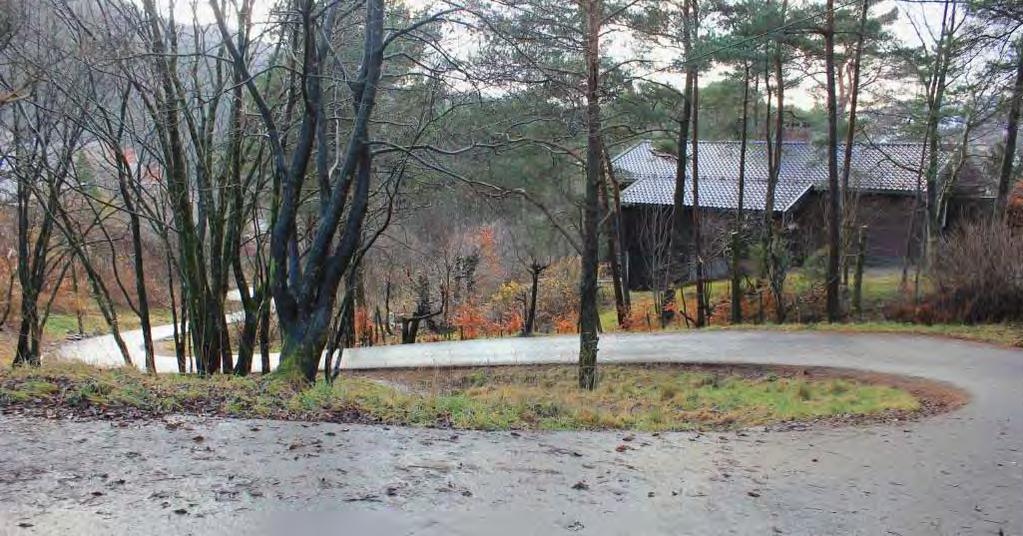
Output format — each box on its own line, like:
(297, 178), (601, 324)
(5, 330), (1020, 535)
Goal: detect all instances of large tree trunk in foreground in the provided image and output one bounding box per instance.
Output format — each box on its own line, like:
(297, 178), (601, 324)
(212, 0), (384, 382)
(578, 0), (603, 390)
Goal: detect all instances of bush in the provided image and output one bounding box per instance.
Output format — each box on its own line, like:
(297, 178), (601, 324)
(931, 221), (1023, 323)
(800, 247), (829, 287)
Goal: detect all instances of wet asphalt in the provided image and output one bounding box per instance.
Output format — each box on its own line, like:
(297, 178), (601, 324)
(3, 330), (1021, 535)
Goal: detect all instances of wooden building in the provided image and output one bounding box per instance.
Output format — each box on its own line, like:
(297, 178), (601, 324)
(614, 140), (995, 290)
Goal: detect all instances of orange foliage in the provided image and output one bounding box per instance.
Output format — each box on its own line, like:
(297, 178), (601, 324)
(500, 310), (523, 335)
(452, 302), (494, 340)
(1007, 181), (1023, 229)
(622, 306), (653, 332)
(553, 311), (578, 334)
(354, 307), (374, 345)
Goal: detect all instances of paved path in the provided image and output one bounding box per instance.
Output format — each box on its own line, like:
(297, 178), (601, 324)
(4, 330), (1019, 535)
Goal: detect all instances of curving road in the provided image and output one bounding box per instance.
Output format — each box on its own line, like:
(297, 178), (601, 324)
(2, 330), (1020, 534)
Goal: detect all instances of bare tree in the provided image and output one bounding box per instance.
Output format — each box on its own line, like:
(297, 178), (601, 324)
(211, 0), (457, 381)
(0, 3), (87, 364)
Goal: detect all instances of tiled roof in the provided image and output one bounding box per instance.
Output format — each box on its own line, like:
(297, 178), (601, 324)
(615, 140), (940, 211)
(621, 175), (812, 212)
(610, 140), (679, 183)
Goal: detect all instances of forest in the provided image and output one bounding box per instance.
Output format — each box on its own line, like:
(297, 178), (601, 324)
(0, 0), (1021, 390)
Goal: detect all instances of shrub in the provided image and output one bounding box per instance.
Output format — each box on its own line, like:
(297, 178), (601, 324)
(800, 247), (829, 287)
(931, 221), (1023, 323)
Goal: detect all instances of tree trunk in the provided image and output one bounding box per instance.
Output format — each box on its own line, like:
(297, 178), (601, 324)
(401, 318), (421, 344)
(839, 0), (869, 284)
(578, 0), (603, 390)
(277, 306), (332, 381)
(117, 166), (156, 373)
(923, 0), (954, 269)
(852, 226), (867, 318)
(763, 0), (788, 322)
(69, 262), (84, 336)
(524, 265), (542, 336)
(13, 166), (58, 366)
(0, 266), (14, 329)
(671, 1), (694, 284)
(143, 0), (224, 375)
(233, 307), (258, 376)
(258, 294), (272, 374)
(824, 0), (842, 322)
(326, 283), (357, 382)
(167, 253), (187, 373)
(603, 146), (631, 309)
(14, 296), (40, 366)
(731, 62), (751, 325)
(599, 144), (627, 327)
(383, 279), (393, 335)
(210, 0), (384, 383)
(231, 255), (258, 376)
(995, 37), (1023, 220)
(730, 231), (742, 324)
(690, 31), (706, 327)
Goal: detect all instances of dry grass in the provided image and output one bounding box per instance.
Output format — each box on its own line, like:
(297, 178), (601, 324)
(0, 330), (15, 367)
(355, 364), (922, 431)
(1, 361), (925, 432)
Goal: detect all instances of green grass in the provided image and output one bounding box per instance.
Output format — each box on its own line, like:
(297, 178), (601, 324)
(43, 308), (175, 338)
(0, 362), (922, 432)
(599, 268), (926, 332)
(709, 321), (1023, 348)
(396, 365), (920, 430)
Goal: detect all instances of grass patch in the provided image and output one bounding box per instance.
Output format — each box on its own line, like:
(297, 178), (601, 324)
(0, 361), (930, 432)
(598, 268), (920, 332)
(362, 365), (921, 431)
(44, 308), (175, 338)
(709, 321), (1023, 348)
